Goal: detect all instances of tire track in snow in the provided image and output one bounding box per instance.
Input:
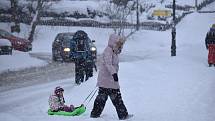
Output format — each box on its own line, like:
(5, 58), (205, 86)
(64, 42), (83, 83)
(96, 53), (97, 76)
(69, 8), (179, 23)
(0, 52), (75, 92)
(0, 79), (76, 113)
(0, 52), (147, 92)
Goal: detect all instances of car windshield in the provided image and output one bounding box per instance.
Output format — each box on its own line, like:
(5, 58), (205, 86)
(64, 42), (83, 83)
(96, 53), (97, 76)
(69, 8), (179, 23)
(62, 34), (73, 46)
(0, 29), (13, 37)
(62, 39), (70, 46)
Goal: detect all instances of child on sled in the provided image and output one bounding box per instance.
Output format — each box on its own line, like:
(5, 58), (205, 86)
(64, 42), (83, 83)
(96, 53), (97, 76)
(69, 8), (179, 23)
(48, 86), (83, 112)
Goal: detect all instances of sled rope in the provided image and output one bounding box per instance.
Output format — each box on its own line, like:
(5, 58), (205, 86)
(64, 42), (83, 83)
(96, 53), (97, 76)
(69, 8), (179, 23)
(82, 87), (97, 104)
(85, 88), (98, 107)
(82, 87), (98, 107)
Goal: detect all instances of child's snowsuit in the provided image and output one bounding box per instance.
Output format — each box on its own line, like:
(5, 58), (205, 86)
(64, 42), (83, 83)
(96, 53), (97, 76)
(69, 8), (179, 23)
(49, 94), (74, 112)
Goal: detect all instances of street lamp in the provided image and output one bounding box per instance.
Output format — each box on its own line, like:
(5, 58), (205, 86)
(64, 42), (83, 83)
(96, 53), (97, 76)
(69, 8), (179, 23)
(195, 0), (198, 11)
(171, 0), (176, 56)
(136, 0), (140, 30)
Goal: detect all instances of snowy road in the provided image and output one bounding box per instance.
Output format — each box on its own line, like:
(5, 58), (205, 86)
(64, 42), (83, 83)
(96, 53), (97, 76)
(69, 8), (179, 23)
(0, 51), (145, 92)
(0, 52), (75, 92)
(1, 6), (215, 121)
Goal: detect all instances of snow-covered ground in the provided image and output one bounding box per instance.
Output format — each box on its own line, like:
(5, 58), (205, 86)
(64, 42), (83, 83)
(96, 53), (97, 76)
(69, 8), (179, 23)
(2, 0), (212, 73)
(0, 3), (215, 120)
(201, 1), (215, 11)
(0, 51), (47, 72)
(0, 23), (47, 73)
(47, 0), (103, 14)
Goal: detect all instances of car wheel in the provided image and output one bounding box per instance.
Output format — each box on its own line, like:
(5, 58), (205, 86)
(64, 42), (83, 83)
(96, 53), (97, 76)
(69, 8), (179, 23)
(62, 56), (66, 62)
(52, 54), (57, 61)
(62, 56), (70, 62)
(52, 49), (58, 61)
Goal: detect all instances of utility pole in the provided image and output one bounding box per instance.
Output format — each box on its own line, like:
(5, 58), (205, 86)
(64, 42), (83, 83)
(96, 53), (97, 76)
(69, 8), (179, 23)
(195, 0), (198, 11)
(136, 0), (140, 30)
(171, 0), (176, 56)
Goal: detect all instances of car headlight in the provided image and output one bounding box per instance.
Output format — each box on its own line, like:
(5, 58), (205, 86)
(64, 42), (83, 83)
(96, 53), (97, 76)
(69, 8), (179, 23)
(90, 47), (96, 51)
(64, 48), (70, 52)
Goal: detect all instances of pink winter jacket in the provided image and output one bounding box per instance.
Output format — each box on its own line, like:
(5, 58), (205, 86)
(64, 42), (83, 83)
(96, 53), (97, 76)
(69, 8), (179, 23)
(48, 93), (65, 111)
(97, 34), (121, 89)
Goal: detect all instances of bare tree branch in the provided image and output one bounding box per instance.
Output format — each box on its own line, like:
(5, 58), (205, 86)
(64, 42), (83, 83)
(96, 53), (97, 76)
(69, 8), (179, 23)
(28, 0), (44, 42)
(28, 0), (54, 42)
(104, 1), (135, 36)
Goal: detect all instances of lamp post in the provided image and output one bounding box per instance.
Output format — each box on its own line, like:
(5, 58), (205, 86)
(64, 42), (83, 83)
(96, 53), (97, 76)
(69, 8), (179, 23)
(171, 0), (176, 56)
(136, 0), (140, 30)
(195, 0), (198, 11)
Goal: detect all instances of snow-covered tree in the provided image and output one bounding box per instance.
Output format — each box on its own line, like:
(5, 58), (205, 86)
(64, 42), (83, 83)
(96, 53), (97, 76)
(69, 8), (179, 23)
(103, 0), (135, 36)
(28, 0), (53, 42)
(10, 0), (20, 33)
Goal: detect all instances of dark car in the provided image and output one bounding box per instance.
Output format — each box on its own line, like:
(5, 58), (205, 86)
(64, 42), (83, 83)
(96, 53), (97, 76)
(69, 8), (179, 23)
(0, 29), (32, 52)
(52, 32), (97, 62)
(52, 32), (74, 61)
(0, 39), (12, 55)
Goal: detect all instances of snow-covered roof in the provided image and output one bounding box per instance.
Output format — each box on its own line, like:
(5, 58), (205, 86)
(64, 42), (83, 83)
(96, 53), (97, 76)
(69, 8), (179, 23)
(47, 0), (101, 14)
(0, 39), (11, 46)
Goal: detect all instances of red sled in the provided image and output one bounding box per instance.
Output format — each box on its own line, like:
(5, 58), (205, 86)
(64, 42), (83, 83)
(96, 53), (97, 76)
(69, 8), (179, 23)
(208, 44), (215, 65)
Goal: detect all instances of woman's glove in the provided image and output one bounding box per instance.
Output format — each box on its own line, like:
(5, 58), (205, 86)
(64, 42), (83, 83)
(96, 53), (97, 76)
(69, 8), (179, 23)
(112, 73), (118, 82)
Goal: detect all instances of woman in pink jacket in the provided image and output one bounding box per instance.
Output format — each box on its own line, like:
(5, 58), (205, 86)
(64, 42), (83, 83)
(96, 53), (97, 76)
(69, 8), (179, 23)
(90, 34), (130, 120)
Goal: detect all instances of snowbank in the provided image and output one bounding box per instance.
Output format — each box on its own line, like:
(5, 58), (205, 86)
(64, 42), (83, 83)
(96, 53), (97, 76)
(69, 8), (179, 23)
(0, 51), (47, 73)
(0, 2), (215, 121)
(0, 10), (215, 121)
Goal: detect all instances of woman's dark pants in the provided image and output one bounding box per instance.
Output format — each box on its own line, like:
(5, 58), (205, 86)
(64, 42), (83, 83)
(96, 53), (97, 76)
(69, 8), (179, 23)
(91, 87), (128, 119)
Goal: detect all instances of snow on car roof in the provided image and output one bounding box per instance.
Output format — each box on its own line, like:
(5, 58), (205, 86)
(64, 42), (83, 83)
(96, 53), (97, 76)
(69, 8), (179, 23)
(0, 39), (11, 46)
